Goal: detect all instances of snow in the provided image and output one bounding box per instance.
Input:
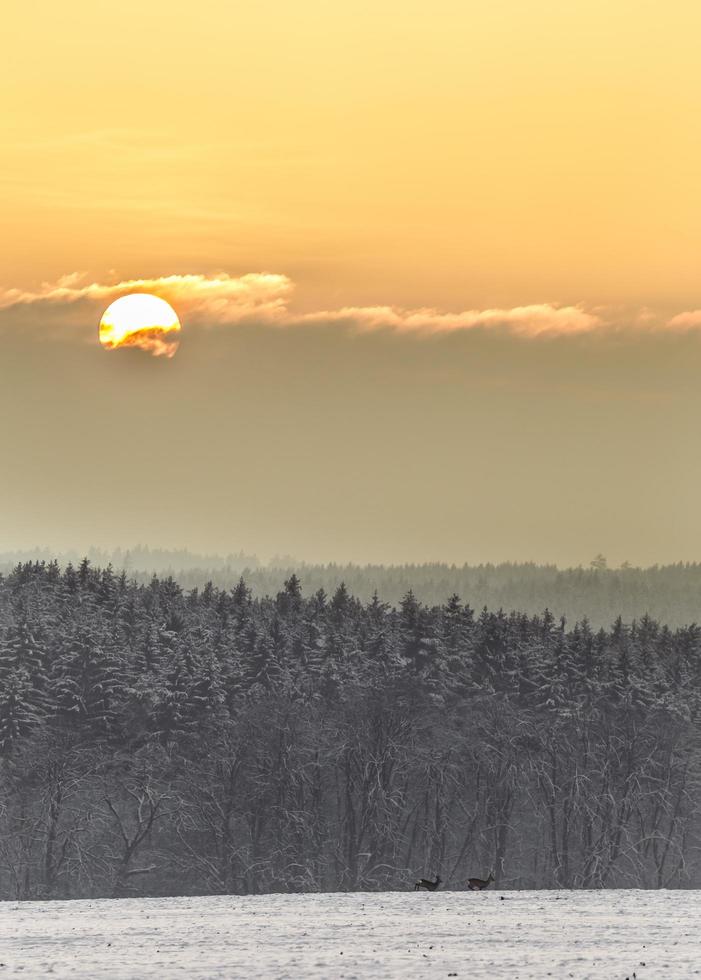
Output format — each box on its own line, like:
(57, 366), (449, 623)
(1, 890), (699, 979)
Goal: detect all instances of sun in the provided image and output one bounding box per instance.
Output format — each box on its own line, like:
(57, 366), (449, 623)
(99, 294), (181, 358)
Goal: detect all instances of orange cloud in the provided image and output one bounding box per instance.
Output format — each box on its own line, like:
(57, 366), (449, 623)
(667, 311), (701, 331)
(3, 271), (701, 342)
(295, 303), (602, 337)
(0, 272), (292, 325)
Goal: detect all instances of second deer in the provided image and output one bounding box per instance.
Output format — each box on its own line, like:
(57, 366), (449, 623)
(467, 872), (494, 891)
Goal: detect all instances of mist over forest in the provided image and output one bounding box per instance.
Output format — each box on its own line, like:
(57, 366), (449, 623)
(2, 547), (701, 628)
(1, 557), (700, 899)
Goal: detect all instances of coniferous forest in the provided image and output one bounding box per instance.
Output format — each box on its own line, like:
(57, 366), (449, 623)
(1, 559), (700, 900)
(5, 549), (701, 628)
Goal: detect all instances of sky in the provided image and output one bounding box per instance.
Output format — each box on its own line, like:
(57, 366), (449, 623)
(2, 0), (701, 567)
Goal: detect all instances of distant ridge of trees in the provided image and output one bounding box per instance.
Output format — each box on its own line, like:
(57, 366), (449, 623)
(1, 558), (700, 899)
(2, 549), (701, 627)
(0, 545), (260, 575)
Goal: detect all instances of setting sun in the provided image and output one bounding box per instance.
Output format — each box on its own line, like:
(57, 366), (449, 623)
(98, 293), (181, 358)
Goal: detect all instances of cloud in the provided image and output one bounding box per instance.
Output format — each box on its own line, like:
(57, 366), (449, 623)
(0, 272), (605, 340)
(0, 272), (293, 325)
(667, 310), (701, 331)
(2, 270), (701, 345)
(295, 303), (602, 337)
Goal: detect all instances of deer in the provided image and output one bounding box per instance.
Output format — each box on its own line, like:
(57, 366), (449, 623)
(414, 874), (441, 891)
(467, 872), (494, 891)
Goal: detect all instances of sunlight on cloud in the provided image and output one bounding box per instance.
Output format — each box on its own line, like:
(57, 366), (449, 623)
(0, 272), (293, 325)
(296, 304), (602, 337)
(2, 271), (701, 341)
(667, 311), (701, 331)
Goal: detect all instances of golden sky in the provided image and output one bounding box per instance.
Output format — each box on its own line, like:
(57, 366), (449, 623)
(4, 0), (701, 308)
(2, 1), (701, 566)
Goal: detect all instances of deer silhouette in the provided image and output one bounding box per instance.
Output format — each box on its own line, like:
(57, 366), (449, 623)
(414, 874), (441, 891)
(467, 872), (494, 891)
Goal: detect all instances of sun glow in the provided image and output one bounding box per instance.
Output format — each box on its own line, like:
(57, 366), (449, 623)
(99, 293), (181, 358)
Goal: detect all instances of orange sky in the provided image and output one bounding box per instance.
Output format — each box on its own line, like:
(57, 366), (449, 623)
(4, 0), (701, 310)
(2, 1), (701, 566)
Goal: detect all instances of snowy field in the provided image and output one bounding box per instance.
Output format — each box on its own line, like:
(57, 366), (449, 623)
(1, 890), (699, 979)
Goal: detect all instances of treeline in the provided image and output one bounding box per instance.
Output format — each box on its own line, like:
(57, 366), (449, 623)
(211, 560), (701, 628)
(0, 545), (259, 576)
(4, 551), (701, 628)
(1, 558), (700, 899)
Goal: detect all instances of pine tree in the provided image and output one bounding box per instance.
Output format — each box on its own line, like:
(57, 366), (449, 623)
(0, 667), (44, 755)
(50, 626), (122, 736)
(0, 621), (49, 742)
(276, 575), (303, 616)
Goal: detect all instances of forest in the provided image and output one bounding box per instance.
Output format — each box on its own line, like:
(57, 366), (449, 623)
(4, 548), (701, 628)
(0, 559), (700, 899)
